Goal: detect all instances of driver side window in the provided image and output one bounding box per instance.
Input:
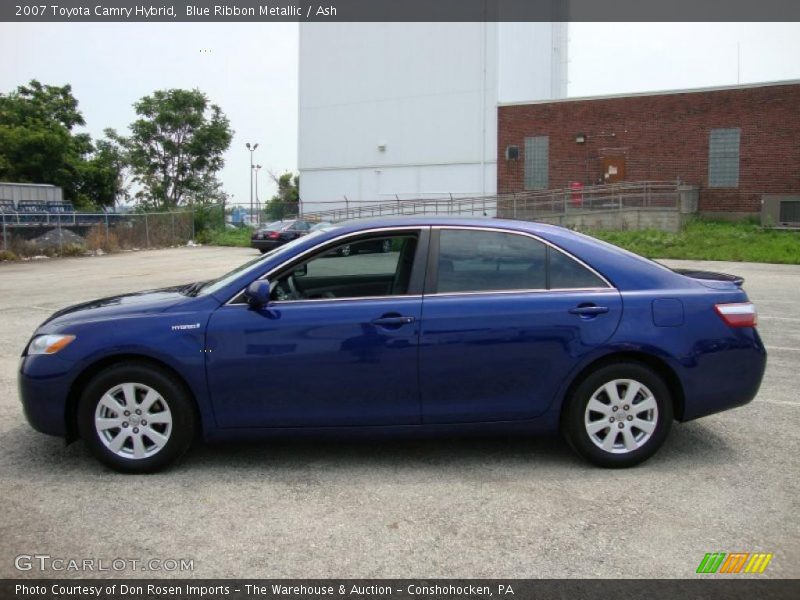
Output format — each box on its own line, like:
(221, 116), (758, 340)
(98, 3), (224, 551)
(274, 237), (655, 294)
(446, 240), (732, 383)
(271, 234), (419, 302)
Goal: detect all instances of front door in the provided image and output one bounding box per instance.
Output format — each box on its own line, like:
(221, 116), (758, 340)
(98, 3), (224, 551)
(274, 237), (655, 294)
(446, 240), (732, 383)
(206, 230), (427, 428)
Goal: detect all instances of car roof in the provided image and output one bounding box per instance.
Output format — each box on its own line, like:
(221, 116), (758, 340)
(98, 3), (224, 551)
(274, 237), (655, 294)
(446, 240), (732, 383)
(333, 215), (562, 234)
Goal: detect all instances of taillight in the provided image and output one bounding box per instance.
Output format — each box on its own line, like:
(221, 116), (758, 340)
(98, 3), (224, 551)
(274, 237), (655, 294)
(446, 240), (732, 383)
(269, 232), (280, 239)
(715, 302), (757, 328)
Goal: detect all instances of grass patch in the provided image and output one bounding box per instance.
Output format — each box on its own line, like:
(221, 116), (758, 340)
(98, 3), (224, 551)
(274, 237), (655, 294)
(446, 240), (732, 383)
(199, 227), (252, 248)
(591, 219), (800, 264)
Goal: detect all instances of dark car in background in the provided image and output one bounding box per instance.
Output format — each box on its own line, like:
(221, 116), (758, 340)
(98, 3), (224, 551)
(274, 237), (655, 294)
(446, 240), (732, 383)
(311, 221), (393, 256)
(337, 236), (393, 256)
(250, 219), (311, 253)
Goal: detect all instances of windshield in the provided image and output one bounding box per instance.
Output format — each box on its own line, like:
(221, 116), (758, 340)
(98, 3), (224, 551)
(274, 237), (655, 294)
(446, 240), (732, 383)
(195, 229), (326, 297)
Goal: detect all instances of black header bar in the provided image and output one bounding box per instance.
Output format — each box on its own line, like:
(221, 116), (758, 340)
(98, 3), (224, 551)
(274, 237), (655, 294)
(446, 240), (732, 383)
(4, 579), (800, 600)
(3, 0), (800, 23)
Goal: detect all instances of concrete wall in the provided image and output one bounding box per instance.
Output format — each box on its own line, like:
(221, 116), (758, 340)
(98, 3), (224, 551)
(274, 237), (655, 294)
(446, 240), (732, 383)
(532, 208), (685, 233)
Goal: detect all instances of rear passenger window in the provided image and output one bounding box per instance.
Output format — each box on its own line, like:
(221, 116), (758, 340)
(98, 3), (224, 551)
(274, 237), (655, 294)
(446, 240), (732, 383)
(434, 229), (609, 294)
(437, 230), (547, 293)
(548, 248), (608, 289)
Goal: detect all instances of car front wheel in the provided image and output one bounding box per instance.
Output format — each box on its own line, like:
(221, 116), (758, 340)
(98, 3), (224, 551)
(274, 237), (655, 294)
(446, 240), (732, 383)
(562, 362), (673, 468)
(77, 362), (196, 473)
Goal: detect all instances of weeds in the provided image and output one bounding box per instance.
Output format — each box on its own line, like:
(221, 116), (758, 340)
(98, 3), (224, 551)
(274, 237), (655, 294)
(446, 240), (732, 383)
(592, 219), (800, 264)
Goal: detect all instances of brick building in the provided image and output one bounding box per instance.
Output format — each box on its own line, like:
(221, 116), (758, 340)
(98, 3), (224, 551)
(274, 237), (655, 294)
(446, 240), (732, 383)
(497, 81), (800, 217)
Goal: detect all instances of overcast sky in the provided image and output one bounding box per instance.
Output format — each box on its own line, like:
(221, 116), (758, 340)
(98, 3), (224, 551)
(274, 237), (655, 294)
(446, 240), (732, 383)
(1, 22), (799, 205)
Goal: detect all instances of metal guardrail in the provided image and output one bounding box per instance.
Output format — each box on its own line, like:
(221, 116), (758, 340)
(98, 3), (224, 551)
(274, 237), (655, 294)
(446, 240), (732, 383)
(300, 181), (683, 223)
(0, 211), (126, 226)
(498, 181), (681, 220)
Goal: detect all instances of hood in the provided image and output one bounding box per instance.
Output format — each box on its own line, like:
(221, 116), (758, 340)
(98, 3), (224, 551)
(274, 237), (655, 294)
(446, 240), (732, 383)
(40, 285), (191, 329)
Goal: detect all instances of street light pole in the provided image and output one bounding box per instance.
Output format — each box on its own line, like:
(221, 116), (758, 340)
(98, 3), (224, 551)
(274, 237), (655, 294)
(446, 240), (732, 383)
(245, 142), (258, 226)
(253, 164), (262, 225)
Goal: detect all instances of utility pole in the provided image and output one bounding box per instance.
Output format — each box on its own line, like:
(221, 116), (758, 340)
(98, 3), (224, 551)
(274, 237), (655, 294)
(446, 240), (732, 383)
(253, 164), (262, 225)
(245, 142), (259, 225)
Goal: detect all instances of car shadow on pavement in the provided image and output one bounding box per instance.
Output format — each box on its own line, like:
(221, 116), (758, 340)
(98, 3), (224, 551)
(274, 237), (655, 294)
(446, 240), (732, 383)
(656, 421), (737, 465)
(188, 434), (577, 472)
(2, 418), (737, 479)
(2, 422), (577, 478)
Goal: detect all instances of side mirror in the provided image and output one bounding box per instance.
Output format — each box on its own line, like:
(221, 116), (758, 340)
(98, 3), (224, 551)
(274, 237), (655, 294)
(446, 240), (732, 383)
(245, 279), (271, 309)
(293, 263), (308, 278)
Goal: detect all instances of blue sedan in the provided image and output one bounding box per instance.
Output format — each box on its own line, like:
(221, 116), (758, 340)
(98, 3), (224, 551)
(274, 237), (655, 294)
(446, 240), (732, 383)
(19, 217), (766, 472)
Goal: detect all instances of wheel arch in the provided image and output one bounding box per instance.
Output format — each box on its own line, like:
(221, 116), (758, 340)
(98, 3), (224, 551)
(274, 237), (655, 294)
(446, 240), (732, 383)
(558, 351), (686, 425)
(65, 353), (201, 443)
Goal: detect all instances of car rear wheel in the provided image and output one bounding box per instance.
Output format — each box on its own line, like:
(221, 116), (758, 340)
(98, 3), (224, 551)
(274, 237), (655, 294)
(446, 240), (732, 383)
(77, 362), (196, 473)
(562, 362), (672, 468)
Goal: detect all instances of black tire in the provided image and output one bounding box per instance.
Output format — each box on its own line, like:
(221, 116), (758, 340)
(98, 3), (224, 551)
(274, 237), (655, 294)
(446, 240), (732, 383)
(562, 362), (673, 468)
(77, 362), (196, 473)
(259, 248), (268, 254)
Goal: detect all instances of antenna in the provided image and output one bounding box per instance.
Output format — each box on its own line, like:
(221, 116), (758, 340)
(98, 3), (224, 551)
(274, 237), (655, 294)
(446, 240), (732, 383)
(737, 42), (741, 85)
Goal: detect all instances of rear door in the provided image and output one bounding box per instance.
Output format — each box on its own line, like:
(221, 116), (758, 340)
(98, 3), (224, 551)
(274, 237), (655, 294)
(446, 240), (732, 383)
(419, 227), (622, 423)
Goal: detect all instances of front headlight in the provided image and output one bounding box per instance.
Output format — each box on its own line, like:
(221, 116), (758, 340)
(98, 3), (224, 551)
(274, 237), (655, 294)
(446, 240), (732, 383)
(27, 334), (76, 356)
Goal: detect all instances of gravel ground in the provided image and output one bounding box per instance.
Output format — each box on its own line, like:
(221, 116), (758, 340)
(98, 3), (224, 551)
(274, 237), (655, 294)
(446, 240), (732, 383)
(0, 246), (797, 579)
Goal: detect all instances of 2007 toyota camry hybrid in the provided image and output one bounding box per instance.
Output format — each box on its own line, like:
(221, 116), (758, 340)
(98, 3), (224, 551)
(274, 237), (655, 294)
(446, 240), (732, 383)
(19, 217), (766, 472)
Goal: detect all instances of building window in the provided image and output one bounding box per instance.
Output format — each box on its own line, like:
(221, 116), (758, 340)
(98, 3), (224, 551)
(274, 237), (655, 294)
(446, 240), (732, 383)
(524, 136), (549, 190)
(708, 128), (740, 188)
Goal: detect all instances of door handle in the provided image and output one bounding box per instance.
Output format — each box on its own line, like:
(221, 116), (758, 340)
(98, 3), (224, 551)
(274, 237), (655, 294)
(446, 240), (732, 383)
(371, 315), (415, 327)
(569, 305), (609, 316)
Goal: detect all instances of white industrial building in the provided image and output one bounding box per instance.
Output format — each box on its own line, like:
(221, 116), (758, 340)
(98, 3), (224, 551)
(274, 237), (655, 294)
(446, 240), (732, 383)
(298, 23), (568, 213)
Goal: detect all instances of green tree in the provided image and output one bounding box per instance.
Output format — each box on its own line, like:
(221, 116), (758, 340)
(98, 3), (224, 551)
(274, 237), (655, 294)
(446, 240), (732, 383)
(0, 80), (121, 209)
(264, 171), (300, 221)
(1, 79), (85, 130)
(120, 88), (233, 209)
(77, 135), (130, 207)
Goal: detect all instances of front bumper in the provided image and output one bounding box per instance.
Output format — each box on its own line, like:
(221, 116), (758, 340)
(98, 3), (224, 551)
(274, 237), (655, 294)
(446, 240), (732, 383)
(18, 356), (72, 438)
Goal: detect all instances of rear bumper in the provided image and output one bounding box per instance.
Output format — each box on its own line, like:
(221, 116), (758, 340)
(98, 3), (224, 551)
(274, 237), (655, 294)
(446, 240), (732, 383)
(250, 239), (283, 251)
(680, 329), (767, 421)
(18, 356), (72, 438)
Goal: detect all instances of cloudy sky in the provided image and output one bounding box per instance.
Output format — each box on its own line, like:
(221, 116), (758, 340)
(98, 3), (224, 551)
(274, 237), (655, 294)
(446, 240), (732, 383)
(1, 22), (798, 205)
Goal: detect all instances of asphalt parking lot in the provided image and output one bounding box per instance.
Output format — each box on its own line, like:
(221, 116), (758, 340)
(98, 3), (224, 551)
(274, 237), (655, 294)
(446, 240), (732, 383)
(0, 246), (797, 579)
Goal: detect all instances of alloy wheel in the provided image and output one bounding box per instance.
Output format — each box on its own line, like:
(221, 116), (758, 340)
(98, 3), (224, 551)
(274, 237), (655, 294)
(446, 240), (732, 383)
(583, 379), (658, 454)
(94, 382), (173, 460)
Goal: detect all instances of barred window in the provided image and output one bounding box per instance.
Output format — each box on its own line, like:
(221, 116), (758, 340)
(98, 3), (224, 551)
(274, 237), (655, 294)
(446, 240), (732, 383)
(708, 128), (740, 188)
(524, 136), (549, 190)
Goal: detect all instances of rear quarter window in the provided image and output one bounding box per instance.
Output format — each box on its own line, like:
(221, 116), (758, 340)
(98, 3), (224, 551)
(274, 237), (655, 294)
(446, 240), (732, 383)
(548, 248), (608, 289)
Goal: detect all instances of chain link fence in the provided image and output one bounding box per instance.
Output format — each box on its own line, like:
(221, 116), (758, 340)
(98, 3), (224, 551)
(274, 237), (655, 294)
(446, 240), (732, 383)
(1, 211), (195, 258)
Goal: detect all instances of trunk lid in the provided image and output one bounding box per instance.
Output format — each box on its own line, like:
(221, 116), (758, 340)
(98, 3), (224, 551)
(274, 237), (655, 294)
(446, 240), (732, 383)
(671, 268), (744, 289)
